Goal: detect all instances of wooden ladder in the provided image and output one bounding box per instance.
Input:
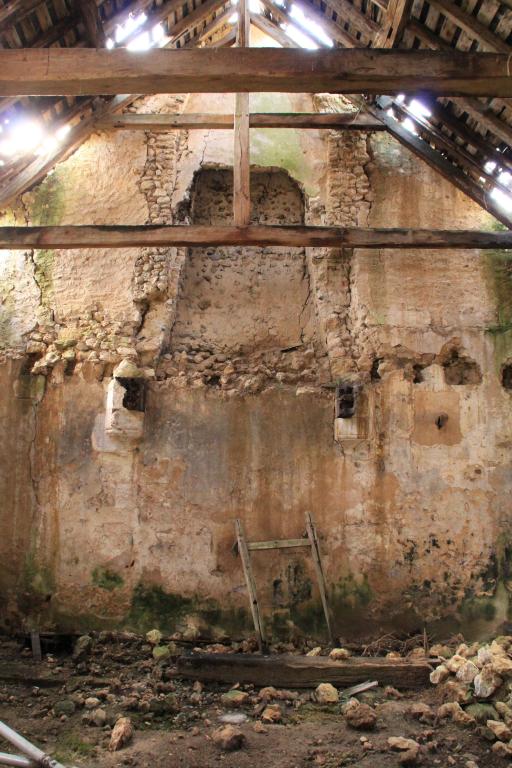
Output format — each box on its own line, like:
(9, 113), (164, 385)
(235, 512), (334, 652)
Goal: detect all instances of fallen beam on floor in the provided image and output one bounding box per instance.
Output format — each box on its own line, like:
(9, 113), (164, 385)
(0, 49), (511, 97)
(177, 653), (432, 689)
(96, 113), (386, 131)
(1, 225), (512, 249)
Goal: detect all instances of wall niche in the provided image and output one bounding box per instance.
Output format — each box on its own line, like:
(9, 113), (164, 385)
(170, 168), (318, 356)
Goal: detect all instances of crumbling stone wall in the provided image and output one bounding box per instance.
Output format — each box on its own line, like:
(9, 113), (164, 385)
(0, 83), (511, 642)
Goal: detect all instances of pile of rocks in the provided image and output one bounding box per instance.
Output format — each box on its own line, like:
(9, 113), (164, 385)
(155, 343), (328, 393)
(23, 305), (139, 374)
(429, 636), (512, 757)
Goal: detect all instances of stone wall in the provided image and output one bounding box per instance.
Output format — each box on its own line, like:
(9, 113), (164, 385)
(0, 78), (511, 642)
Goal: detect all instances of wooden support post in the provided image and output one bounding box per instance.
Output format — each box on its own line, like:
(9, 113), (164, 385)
(30, 632), (42, 663)
(235, 519), (266, 652)
(234, 0), (251, 226)
(305, 513), (334, 644)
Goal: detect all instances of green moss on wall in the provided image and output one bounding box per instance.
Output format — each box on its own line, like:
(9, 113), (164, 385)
(483, 249), (512, 367)
(126, 583), (250, 636)
(250, 92), (317, 197)
(29, 170), (65, 226)
(92, 567), (124, 591)
(33, 249), (55, 308)
(0, 280), (15, 349)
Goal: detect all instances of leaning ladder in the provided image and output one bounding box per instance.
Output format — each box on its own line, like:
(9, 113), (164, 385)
(235, 512), (334, 652)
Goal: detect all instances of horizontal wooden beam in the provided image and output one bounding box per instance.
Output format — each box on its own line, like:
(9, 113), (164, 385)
(1, 49), (512, 97)
(247, 538), (311, 551)
(177, 653), (432, 689)
(96, 112), (386, 130)
(1, 225), (511, 249)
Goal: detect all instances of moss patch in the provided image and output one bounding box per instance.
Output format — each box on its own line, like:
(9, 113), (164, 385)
(92, 567), (124, 591)
(0, 279), (15, 349)
(483, 249), (512, 367)
(126, 583), (251, 636)
(33, 249), (54, 310)
(54, 731), (96, 763)
(29, 170), (65, 226)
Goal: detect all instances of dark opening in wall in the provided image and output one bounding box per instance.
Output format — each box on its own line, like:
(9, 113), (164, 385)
(335, 382), (356, 419)
(370, 358), (382, 381)
(502, 364), (512, 390)
(442, 349), (482, 385)
(412, 364), (425, 384)
(117, 377), (146, 412)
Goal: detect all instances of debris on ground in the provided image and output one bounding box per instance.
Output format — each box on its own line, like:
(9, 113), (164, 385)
(0, 630), (511, 766)
(109, 716), (133, 751)
(212, 723), (246, 751)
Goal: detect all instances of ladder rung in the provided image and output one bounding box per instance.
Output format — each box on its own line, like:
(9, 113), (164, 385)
(247, 538), (311, 551)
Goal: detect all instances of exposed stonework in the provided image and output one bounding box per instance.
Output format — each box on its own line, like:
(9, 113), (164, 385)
(0, 81), (511, 643)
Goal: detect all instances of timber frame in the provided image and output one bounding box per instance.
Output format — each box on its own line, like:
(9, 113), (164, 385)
(1, 0), (512, 236)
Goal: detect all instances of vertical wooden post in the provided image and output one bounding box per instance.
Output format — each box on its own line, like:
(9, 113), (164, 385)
(234, 0), (251, 225)
(305, 512), (334, 644)
(235, 518), (266, 651)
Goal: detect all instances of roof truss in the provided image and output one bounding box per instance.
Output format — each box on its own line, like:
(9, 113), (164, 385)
(0, 0), (511, 230)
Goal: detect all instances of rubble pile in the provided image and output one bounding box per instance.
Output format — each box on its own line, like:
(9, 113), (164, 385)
(1, 631), (512, 766)
(429, 636), (512, 758)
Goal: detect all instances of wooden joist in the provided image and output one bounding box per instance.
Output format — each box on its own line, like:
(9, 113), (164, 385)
(371, 102), (512, 229)
(96, 112), (386, 131)
(427, 0), (510, 53)
(2, 225), (512, 249)
(1, 49), (512, 97)
(177, 653), (432, 689)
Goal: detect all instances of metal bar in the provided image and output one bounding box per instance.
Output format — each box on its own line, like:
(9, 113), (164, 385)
(0, 721), (68, 768)
(0, 753), (34, 768)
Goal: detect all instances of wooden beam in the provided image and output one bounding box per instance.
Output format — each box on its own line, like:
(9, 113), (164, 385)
(77, 0), (107, 48)
(370, 102), (512, 229)
(0, 94), (135, 211)
(260, 0), (359, 48)
(1, 49), (512, 97)
(407, 18), (512, 147)
(250, 10), (296, 47)
(325, 0), (379, 37)
(425, 100), (512, 175)
(234, 0), (251, 226)
(387, 99), (512, 196)
(177, 653), (432, 689)
(167, 0), (229, 43)
(374, 0), (412, 47)
(0, 0), (44, 30)
(2, 225), (512, 248)
(427, 0), (510, 53)
(96, 112), (386, 130)
(184, 6), (234, 47)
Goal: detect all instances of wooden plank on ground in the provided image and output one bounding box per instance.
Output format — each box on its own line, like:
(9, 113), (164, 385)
(177, 653), (432, 689)
(1, 49), (512, 97)
(97, 112), (386, 130)
(2, 225), (512, 248)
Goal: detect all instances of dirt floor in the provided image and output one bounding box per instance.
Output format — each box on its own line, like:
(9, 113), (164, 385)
(0, 632), (507, 768)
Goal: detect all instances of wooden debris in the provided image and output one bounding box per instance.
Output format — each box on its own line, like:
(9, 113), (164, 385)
(177, 653), (432, 689)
